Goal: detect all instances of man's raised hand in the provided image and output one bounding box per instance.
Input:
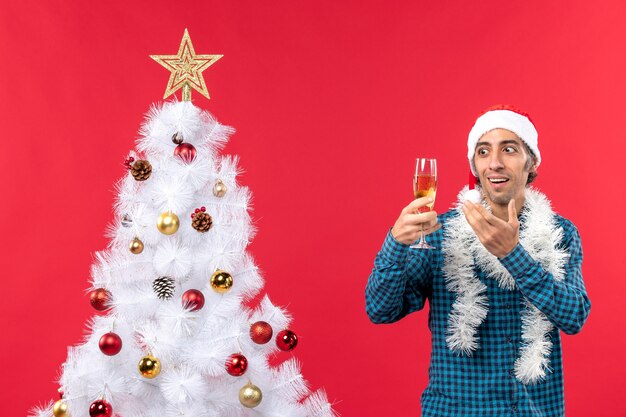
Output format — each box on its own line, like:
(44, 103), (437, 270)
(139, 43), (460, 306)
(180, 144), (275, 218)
(391, 197), (441, 245)
(461, 199), (519, 258)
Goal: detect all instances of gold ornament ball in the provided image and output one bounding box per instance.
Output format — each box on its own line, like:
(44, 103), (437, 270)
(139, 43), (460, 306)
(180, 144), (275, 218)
(213, 179), (227, 198)
(138, 354), (161, 379)
(239, 383), (262, 408)
(129, 237), (144, 254)
(53, 399), (70, 417)
(210, 270), (233, 293)
(157, 212), (180, 235)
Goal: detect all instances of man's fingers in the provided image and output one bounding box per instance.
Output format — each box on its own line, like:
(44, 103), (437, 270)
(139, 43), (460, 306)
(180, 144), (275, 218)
(393, 203), (438, 244)
(404, 210), (438, 225)
(472, 202), (500, 225)
(461, 203), (477, 227)
(462, 202), (485, 225)
(404, 196), (434, 214)
(397, 211), (439, 238)
(407, 222), (441, 241)
(421, 223), (442, 235)
(462, 202), (492, 236)
(508, 199), (518, 226)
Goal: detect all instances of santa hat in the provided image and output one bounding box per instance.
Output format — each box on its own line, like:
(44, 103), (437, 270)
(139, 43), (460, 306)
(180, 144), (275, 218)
(467, 105), (540, 173)
(465, 105), (540, 203)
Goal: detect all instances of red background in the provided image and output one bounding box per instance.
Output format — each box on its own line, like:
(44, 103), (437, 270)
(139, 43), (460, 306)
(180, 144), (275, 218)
(1, 1), (624, 416)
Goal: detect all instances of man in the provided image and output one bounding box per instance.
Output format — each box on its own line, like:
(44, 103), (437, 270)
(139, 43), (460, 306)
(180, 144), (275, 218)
(365, 105), (591, 416)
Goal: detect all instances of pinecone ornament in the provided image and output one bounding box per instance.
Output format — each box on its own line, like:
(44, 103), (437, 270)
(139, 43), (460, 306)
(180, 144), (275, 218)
(152, 277), (175, 300)
(191, 207), (212, 233)
(131, 160), (152, 181)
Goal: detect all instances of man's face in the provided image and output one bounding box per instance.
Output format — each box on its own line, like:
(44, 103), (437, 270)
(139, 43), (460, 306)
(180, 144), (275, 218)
(473, 128), (536, 207)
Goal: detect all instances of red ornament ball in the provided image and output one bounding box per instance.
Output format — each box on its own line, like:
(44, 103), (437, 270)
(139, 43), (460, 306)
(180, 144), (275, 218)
(89, 399), (112, 417)
(225, 353), (248, 376)
(89, 288), (111, 311)
(249, 321), (273, 344)
(276, 329), (298, 351)
(182, 289), (205, 311)
(124, 156), (135, 169)
(99, 332), (123, 356)
(174, 143), (197, 163)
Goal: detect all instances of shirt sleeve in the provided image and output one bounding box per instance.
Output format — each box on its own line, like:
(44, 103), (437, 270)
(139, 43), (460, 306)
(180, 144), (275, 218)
(365, 229), (434, 324)
(499, 219), (591, 335)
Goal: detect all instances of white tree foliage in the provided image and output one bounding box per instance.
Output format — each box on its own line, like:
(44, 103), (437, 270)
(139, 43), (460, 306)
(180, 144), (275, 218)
(32, 101), (335, 417)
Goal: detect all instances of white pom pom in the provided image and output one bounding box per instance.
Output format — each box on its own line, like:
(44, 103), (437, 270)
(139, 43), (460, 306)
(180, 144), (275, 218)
(464, 189), (482, 204)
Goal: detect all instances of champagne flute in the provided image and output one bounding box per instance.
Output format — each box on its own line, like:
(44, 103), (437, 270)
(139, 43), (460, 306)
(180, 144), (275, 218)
(411, 158), (437, 249)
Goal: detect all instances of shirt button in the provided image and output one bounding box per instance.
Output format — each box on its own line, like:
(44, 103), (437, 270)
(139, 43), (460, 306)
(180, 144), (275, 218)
(509, 369), (515, 377)
(511, 405), (518, 412)
(506, 336), (513, 343)
(505, 304), (510, 309)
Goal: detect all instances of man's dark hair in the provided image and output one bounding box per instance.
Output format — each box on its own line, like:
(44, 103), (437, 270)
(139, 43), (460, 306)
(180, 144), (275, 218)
(522, 141), (538, 184)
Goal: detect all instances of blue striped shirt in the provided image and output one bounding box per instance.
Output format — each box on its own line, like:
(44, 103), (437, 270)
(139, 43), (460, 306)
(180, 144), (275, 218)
(366, 210), (591, 416)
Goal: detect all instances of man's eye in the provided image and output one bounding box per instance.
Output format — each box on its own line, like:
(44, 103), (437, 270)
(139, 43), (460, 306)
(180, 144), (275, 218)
(504, 146), (516, 153)
(477, 148), (488, 156)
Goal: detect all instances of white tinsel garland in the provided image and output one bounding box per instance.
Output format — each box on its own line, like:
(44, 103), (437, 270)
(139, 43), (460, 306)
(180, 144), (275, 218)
(442, 186), (569, 384)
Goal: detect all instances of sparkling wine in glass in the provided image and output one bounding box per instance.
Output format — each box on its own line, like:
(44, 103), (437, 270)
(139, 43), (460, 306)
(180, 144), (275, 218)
(411, 158), (437, 249)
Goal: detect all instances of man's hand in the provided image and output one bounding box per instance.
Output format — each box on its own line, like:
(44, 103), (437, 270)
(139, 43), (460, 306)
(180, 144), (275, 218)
(391, 197), (441, 245)
(461, 199), (519, 258)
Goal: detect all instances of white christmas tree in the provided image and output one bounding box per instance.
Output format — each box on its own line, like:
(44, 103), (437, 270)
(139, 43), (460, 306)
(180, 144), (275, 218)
(31, 30), (335, 417)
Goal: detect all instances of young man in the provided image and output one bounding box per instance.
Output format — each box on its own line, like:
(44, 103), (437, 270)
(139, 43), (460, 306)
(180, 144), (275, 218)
(365, 106), (591, 416)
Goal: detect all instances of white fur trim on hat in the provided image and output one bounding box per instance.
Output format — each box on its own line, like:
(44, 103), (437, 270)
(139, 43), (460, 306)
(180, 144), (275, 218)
(467, 109), (540, 175)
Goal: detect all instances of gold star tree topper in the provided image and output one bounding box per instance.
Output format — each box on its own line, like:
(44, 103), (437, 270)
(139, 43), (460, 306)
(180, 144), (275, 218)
(151, 29), (223, 101)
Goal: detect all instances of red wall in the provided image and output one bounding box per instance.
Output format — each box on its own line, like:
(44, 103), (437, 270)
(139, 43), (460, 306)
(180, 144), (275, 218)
(1, 1), (623, 416)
